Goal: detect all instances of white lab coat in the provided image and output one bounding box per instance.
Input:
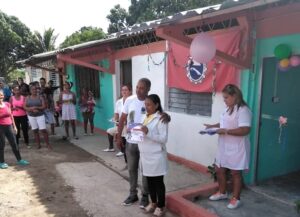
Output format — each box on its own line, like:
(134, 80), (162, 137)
(215, 105), (252, 170)
(138, 112), (168, 177)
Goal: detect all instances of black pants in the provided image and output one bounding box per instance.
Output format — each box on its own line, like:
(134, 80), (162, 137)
(121, 137), (127, 163)
(14, 115), (29, 145)
(147, 176), (165, 208)
(0, 125), (22, 163)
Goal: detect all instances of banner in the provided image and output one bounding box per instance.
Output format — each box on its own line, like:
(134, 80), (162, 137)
(167, 28), (241, 93)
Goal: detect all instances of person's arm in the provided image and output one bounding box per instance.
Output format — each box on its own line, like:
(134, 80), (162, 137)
(116, 113), (127, 148)
(6, 103), (17, 132)
(9, 97), (15, 111)
(159, 112), (171, 124)
(217, 106), (251, 136)
(59, 92), (63, 104)
(72, 92), (76, 104)
(23, 97), (32, 112)
(204, 123), (220, 129)
(141, 121), (168, 144)
(114, 113), (119, 122)
(216, 127), (250, 136)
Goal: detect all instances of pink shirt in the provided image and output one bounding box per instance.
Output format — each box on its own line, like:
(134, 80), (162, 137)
(0, 102), (13, 125)
(11, 96), (27, 116)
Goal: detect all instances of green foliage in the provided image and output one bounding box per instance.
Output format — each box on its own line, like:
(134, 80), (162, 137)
(107, 5), (129, 34)
(7, 68), (25, 83)
(207, 164), (217, 182)
(60, 26), (106, 48)
(106, 0), (224, 33)
(34, 28), (58, 52)
(0, 11), (39, 78)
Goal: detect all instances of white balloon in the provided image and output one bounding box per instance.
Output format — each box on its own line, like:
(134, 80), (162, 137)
(190, 33), (216, 63)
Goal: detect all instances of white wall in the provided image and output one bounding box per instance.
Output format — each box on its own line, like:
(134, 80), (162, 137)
(167, 93), (225, 166)
(131, 52), (225, 167)
(132, 52), (166, 105)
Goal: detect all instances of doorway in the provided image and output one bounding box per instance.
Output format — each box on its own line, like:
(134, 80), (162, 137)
(120, 60), (132, 89)
(257, 57), (300, 182)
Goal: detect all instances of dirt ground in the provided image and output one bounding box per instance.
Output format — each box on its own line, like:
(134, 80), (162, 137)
(0, 135), (96, 217)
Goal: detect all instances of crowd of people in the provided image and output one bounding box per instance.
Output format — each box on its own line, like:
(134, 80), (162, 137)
(0, 75), (252, 215)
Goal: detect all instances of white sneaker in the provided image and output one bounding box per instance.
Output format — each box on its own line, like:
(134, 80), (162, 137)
(227, 197), (241, 209)
(103, 148), (115, 152)
(116, 152), (124, 157)
(209, 192), (228, 201)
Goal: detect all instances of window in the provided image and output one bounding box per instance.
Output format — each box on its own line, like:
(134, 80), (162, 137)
(74, 66), (100, 99)
(50, 72), (58, 86)
(168, 88), (212, 116)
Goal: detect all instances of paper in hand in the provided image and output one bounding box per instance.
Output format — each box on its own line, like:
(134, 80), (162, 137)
(199, 128), (219, 135)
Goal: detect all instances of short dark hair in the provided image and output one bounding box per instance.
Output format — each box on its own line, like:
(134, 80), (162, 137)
(40, 77), (46, 82)
(138, 78), (151, 91)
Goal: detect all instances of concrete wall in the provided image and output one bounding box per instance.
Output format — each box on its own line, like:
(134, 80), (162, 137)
(129, 52), (225, 167)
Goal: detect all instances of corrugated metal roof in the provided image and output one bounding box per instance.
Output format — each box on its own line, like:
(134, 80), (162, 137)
(21, 0), (283, 65)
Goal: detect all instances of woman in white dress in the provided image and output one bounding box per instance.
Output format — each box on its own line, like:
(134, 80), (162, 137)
(204, 84), (252, 209)
(59, 82), (78, 140)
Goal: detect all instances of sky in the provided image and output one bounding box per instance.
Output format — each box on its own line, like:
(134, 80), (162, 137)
(0, 0), (131, 46)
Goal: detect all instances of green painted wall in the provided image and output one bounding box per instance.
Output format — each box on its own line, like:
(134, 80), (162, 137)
(66, 59), (114, 131)
(241, 33), (300, 184)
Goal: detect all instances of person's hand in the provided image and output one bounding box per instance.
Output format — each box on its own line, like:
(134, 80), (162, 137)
(216, 128), (227, 135)
(140, 126), (148, 134)
(13, 126), (18, 134)
(160, 112), (171, 124)
(204, 124), (213, 129)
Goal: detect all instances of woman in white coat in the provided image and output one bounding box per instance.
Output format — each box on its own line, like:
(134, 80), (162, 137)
(205, 84), (252, 209)
(138, 94), (168, 217)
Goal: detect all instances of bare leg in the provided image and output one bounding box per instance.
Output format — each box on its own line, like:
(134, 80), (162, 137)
(33, 129), (41, 149)
(215, 166), (227, 194)
(231, 170), (242, 200)
(41, 129), (51, 150)
(51, 123), (55, 135)
(64, 120), (70, 138)
(71, 120), (77, 137)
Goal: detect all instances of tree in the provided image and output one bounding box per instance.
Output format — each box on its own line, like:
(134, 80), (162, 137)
(34, 28), (58, 52)
(60, 26), (106, 48)
(106, 0), (224, 33)
(106, 4), (129, 34)
(0, 11), (39, 78)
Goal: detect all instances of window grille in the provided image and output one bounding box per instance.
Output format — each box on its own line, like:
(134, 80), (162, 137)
(168, 88), (212, 116)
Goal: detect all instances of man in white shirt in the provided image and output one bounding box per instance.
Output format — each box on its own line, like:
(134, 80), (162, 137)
(117, 78), (151, 208)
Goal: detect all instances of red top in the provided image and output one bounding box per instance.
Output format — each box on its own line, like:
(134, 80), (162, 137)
(0, 102), (13, 125)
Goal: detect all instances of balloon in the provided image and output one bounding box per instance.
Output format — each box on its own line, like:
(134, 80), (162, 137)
(279, 58), (290, 68)
(289, 56), (300, 67)
(274, 44), (291, 59)
(190, 33), (216, 63)
(277, 61), (290, 72)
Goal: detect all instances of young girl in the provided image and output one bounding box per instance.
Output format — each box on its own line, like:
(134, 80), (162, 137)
(0, 90), (29, 169)
(139, 94), (168, 217)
